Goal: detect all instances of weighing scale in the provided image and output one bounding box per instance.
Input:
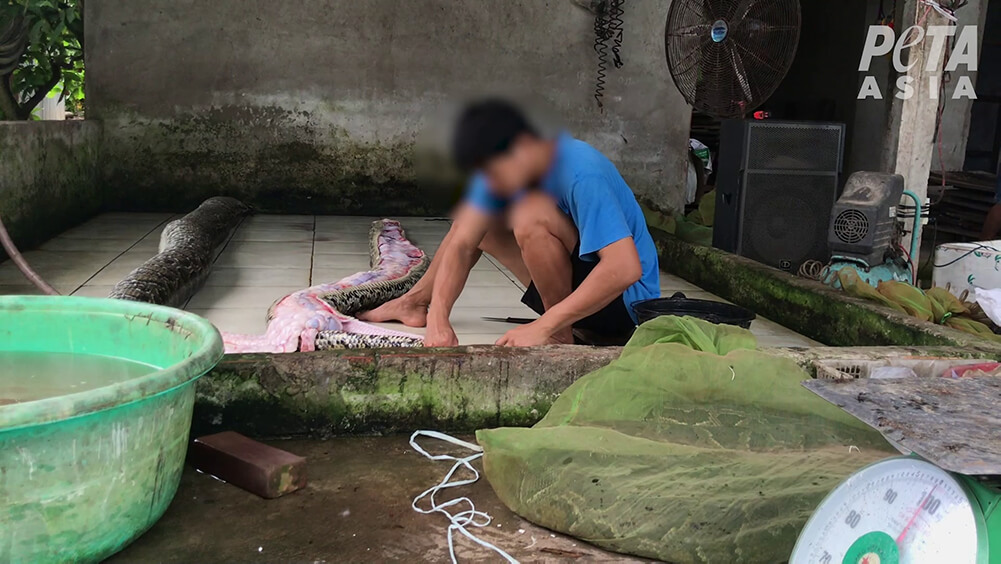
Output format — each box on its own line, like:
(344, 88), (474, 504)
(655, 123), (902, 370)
(790, 456), (1001, 563)
(791, 375), (1001, 563)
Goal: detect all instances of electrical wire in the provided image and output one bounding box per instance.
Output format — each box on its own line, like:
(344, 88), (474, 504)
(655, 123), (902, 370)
(608, 0), (624, 69)
(920, 0), (960, 21)
(877, 0), (899, 27)
(898, 243), (917, 282)
(797, 260), (827, 281)
(933, 244), (1001, 269)
(593, 6), (609, 108)
(0, 213), (59, 295)
(593, 0), (625, 109)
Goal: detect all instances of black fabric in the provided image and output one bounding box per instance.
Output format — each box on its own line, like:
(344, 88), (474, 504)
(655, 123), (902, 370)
(520, 248), (636, 338)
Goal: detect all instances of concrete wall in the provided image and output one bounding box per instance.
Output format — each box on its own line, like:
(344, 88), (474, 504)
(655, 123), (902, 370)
(849, 0), (898, 175)
(848, 0), (989, 175)
(85, 0), (691, 215)
(933, 0), (990, 171)
(0, 122), (102, 259)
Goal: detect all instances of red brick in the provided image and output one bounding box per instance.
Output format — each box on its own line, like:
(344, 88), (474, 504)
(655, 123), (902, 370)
(189, 431), (306, 499)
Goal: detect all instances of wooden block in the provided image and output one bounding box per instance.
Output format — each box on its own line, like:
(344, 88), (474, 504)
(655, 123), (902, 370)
(188, 431), (306, 499)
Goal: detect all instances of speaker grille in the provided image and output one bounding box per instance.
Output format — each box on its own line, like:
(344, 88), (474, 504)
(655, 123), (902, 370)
(739, 172), (837, 270)
(746, 123), (844, 171)
(833, 209), (870, 244)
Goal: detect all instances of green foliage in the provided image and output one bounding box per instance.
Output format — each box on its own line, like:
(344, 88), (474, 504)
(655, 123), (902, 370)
(0, 0), (83, 120)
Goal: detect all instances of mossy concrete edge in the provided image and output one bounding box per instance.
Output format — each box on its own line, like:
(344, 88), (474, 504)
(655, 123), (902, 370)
(652, 230), (1001, 353)
(194, 344), (1000, 438)
(194, 346), (621, 438)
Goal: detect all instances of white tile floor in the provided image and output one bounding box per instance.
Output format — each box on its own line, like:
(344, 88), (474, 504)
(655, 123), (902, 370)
(0, 213), (820, 347)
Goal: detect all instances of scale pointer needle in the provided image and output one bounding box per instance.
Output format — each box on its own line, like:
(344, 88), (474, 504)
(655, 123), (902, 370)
(896, 484), (938, 546)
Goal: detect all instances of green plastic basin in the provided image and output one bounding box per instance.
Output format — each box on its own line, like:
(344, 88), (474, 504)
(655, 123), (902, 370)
(0, 296), (224, 563)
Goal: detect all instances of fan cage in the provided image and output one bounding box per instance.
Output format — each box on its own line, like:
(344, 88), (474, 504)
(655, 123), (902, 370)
(665, 0), (802, 118)
(833, 209), (870, 245)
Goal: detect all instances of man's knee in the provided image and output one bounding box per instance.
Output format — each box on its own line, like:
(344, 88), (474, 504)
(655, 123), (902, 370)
(509, 193), (559, 248)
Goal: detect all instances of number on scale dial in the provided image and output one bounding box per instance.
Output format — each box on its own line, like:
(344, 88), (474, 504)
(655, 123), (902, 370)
(790, 457), (984, 564)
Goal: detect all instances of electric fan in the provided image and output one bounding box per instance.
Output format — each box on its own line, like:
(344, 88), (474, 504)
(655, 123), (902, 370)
(665, 0), (802, 118)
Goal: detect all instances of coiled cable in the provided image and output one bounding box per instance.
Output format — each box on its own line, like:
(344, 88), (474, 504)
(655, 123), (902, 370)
(608, 0), (624, 69)
(593, 5), (610, 108)
(798, 259), (827, 281)
(593, 0), (625, 109)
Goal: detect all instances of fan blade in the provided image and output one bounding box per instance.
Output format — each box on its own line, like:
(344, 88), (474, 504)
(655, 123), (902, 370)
(678, 0), (711, 22)
(672, 38), (714, 80)
(668, 23), (713, 38)
(730, 0), (757, 21)
(728, 47), (756, 105)
(742, 23), (800, 34)
(731, 40), (788, 76)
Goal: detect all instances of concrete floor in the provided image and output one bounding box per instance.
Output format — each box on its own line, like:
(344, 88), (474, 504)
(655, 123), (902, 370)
(0, 213), (819, 347)
(107, 437), (649, 563)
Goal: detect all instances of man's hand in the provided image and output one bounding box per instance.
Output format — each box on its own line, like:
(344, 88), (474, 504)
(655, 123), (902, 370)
(496, 320), (563, 347)
(420, 204), (491, 348)
(424, 321), (459, 347)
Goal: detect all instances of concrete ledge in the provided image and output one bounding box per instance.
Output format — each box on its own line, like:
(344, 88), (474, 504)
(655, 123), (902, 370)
(195, 344), (998, 438)
(194, 346), (621, 438)
(652, 230), (1001, 352)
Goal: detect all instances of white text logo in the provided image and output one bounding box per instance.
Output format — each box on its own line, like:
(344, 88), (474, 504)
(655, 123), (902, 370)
(858, 25), (978, 100)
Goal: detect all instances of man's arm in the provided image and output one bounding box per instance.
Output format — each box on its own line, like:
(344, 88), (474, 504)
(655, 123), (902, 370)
(496, 238), (641, 346)
(424, 204), (492, 346)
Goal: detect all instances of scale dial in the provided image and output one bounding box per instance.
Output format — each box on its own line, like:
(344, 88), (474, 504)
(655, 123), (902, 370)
(790, 457), (987, 564)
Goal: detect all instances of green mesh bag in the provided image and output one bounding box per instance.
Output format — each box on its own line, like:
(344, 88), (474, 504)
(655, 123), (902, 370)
(837, 270), (999, 341)
(837, 269), (907, 314)
(876, 281), (934, 322)
(477, 317), (894, 563)
(925, 286), (969, 323)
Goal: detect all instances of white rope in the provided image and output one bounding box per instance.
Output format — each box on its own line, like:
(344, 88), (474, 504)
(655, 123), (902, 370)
(409, 430), (519, 564)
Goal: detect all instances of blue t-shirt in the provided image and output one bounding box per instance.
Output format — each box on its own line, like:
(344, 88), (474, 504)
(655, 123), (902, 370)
(465, 133), (660, 321)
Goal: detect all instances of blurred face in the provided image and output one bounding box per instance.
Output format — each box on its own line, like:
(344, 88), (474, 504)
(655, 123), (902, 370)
(482, 136), (537, 198)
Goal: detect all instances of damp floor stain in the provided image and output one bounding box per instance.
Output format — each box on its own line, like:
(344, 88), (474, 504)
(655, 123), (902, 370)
(108, 436), (647, 563)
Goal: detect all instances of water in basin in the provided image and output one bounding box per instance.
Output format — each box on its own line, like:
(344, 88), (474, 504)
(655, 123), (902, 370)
(0, 351), (157, 405)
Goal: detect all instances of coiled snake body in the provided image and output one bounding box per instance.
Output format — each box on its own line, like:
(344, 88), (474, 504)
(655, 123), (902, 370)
(109, 197), (250, 307)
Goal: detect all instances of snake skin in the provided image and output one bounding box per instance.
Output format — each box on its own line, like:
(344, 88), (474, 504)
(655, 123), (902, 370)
(313, 331), (424, 350)
(108, 197), (250, 307)
(313, 221), (428, 349)
(318, 221), (430, 316)
(223, 219), (428, 353)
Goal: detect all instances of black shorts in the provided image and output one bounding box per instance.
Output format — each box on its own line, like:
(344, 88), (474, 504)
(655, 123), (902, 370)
(520, 247), (637, 338)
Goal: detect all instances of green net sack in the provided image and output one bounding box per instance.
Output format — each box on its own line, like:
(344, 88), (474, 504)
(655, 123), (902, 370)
(837, 270), (1000, 341)
(925, 287), (969, 323)
(837, 269), (907, 314)
(875, 281), (934, 322)
(476, 317), (894, 563)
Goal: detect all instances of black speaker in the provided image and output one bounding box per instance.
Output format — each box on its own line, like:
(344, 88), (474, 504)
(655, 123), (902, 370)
(713, 120), (845, 272)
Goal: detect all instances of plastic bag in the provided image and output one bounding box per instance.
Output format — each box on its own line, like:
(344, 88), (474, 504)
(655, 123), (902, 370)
(477, 317), (893, 563)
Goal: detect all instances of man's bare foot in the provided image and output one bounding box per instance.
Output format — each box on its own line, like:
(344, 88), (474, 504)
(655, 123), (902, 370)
(358, 296), (428, 327)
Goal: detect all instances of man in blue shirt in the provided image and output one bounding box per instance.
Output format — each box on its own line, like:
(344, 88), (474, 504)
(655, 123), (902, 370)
(361, 99), (660, 346)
